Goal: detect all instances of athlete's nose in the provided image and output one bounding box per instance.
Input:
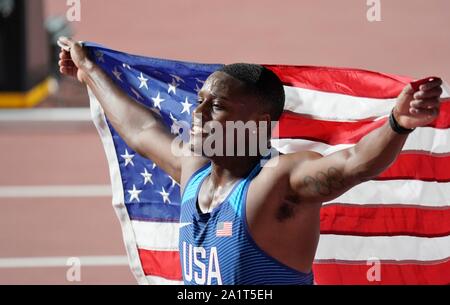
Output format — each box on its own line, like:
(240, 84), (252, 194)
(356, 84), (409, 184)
(192, 100), (210, 125)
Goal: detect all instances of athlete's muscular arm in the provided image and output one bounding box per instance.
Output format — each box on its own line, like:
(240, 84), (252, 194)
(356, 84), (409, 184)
(57, 37), (184, 182)
(288, 78), (443, 204)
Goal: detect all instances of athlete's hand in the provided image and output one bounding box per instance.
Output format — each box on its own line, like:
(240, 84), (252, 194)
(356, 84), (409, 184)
(57, 36), (92, 83)
(394, 78), (443, 129)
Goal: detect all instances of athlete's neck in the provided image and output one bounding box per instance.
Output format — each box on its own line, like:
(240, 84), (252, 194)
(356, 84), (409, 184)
(208, 155), (262, 188)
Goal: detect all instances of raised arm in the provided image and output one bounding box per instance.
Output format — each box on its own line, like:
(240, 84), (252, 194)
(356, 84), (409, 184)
(57, 37), (184, 182)
(288, 78), (443, 204)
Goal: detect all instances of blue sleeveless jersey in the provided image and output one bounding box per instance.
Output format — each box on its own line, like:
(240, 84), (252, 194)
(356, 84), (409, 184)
(179, 162), (314, 285)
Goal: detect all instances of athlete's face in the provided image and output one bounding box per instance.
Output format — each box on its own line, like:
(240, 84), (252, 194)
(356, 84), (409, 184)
(189, 72), (270, 157)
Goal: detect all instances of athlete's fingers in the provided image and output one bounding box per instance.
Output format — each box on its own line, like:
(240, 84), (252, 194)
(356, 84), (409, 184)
(59, 66), (76, 76)
(419, 78), (442, 91)
(414, 87), (443, 99)
(410, 98), (441, 110)
(59, 50), (72, 60)
(409, 106), (440, 116)
(58, 59), (75, 68)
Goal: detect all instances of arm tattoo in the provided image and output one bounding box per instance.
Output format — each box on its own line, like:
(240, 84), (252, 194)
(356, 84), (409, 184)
(303, 167), (347, 196)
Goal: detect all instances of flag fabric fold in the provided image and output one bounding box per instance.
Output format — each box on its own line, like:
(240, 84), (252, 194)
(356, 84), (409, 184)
(84, 42), (450, 285)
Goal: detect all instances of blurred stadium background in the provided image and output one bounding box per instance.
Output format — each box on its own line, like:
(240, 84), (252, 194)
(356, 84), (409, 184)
(0, 0), (449, 284)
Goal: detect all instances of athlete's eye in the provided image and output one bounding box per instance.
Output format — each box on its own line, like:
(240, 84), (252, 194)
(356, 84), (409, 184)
(212, 103), (223, 111)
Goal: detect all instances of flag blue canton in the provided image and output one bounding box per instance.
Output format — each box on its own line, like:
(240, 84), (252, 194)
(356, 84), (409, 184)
(84, 42), (223, 223)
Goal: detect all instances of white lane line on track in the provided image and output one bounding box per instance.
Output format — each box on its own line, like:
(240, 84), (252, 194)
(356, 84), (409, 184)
(0, 185), (112, 198)
(0, 108), (91, 122)
(0, 256), (129, 268)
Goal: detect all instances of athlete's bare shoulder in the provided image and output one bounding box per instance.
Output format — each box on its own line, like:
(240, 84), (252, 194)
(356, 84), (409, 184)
(256, 150), (323, 182)
(248, 150), (324, 208)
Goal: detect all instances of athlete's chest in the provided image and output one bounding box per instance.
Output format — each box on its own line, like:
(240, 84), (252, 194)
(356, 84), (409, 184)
(196, 177), (242, 214)
(179, 200), (246, 285)
(180, 197), (241, 240)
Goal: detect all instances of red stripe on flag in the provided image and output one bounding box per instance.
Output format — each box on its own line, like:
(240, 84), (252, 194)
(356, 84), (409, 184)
(313, 259), (450, 284)
(264, 65), (412, 98)
(276, 111), (450, 145)
(376, 153), (450, 182)
(320, 205), (450, 237)
(430, 101), (450, 129)
(275, 113), (387, 144)
(138, 249), (182, 281)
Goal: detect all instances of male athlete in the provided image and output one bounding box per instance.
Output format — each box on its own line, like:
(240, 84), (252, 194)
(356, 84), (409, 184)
(58, 37), (443, 285)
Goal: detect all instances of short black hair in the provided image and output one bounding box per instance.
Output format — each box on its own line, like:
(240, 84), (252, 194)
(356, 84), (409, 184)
(217, 63), (285, 121)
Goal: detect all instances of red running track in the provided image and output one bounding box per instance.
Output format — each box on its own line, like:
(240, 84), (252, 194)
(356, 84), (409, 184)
(0, 124), (136, 284)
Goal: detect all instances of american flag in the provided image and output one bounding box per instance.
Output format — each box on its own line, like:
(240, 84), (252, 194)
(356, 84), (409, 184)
(84, 42), (450, 285)
(216, 222), (233, 237)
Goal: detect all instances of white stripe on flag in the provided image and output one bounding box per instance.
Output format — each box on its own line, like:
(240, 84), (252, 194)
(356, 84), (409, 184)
(272, 139), (353, 155)
(89, 90), (148, 285)
(316, 234), (450, 262)
(272, 126), (450, 155)
(325, 179), (450, 207)
(442, 81), (450, 98)
(284, 86), (395, 121)
(132, 220), (180, 251)
(284, 84), (450, 121)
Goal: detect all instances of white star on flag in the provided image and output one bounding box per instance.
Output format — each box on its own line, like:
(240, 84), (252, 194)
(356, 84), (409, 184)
(128, 184), (142, 202)
(168, 79), (179, 95)
(159, 187), (171, 204)
(122, 63), (131, 70)
(152, 92), (165, 110)
(121, 149), (135, 167)
(138, 72), (149, 90)
(112, 66), (122, 82)
(141, 168), (153, 185)
(181, 97), (193, 114)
